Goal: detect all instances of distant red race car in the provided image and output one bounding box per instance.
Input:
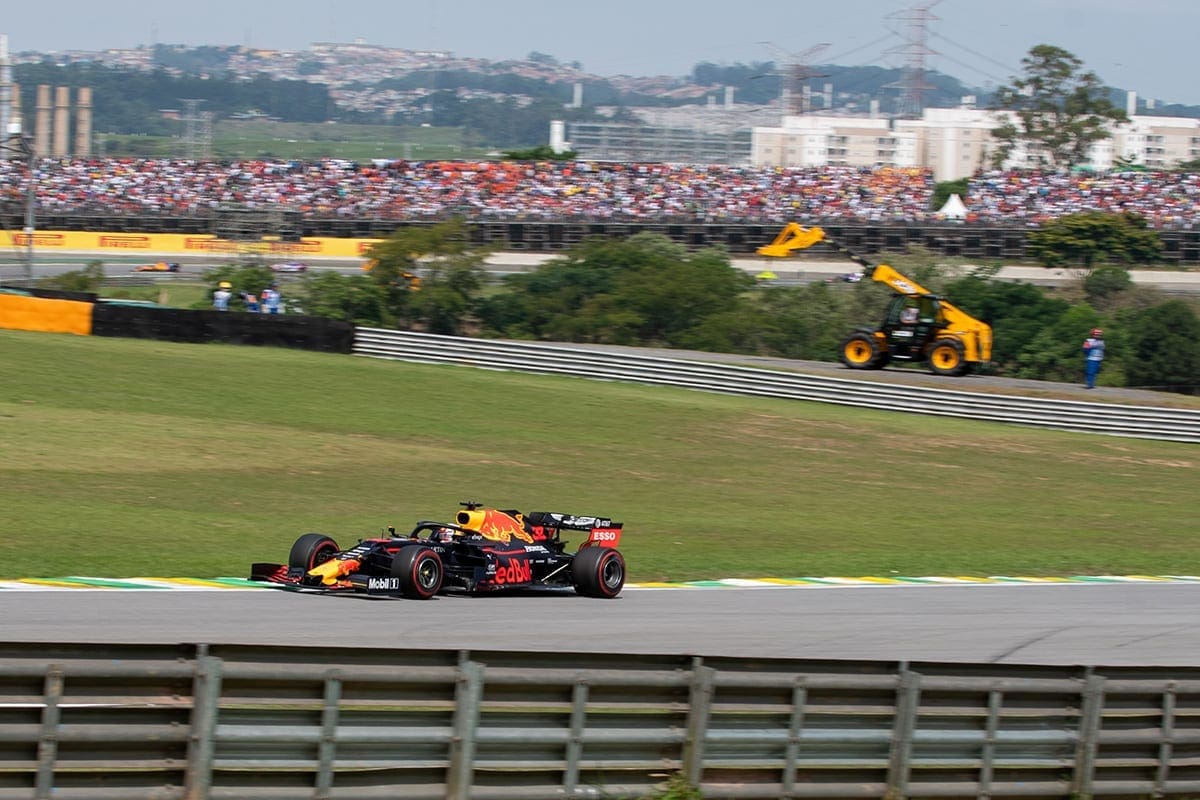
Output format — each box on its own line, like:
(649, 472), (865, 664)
(250, 502), (627, 599)
(270, 261), (307, 273)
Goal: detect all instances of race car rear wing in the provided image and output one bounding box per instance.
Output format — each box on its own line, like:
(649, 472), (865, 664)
(523, 512), (621, 531)
(523, 512), (623, 548)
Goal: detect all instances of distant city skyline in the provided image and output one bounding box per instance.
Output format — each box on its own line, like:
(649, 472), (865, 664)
(3, 0), (1198, 107)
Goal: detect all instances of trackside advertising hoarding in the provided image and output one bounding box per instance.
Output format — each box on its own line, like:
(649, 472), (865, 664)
(1, 230), (382, 259)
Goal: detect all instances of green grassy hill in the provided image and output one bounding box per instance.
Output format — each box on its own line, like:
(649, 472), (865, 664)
(1, 330), (1195, 580)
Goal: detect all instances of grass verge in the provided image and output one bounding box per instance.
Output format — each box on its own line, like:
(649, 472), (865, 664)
(0, 330), (1195, 580)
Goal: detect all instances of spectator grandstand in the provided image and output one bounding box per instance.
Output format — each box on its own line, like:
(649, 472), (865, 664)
(1, 158), (1199, 229)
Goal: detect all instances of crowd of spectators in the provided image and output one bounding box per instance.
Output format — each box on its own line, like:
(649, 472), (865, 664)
(1, 157), (1199, 228)
(965, 170), (1200, 229)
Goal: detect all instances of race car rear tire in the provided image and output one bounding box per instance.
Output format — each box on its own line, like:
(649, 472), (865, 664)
(391, 546), (444, 600)
(288, 533), (339, 571)
(572, 547), (626, 599)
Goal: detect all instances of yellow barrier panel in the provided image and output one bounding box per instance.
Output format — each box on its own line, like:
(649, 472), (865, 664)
(0, 294), (93, 336)
(1, 230), (383, 259)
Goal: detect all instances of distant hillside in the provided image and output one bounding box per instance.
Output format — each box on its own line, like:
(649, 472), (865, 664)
(12, 45), (1196, 154)
(693, 61), (988, 115)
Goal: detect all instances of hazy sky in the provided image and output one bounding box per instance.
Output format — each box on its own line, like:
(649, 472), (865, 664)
(3, 0), (1197, 105)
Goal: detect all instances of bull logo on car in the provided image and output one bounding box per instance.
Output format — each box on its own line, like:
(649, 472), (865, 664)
(457, 508), (534, 544)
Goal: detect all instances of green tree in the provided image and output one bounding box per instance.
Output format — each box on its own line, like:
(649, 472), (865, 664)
(38, 260), (104, 293)
(672, 299), (778, 355)
(1027, 212), (1161, 270)
(749, 282), (861, 360)
(991, 44), (1127, 170)
(605, 247), (752, 347)
(296, 271), (387, 326)
(364, 220), (478, 327)
(410, 258), (489, 335)
(200, 263), (276, 310)
(1013, 304), (1103, 382)
(1083, 265), (1133, 308)
(501, 144), (577, 161)
(942, 275), (1072, 375)
(931, 178), (968, 211)
(478, 233), (750, 346)
(1125, 301), (1200, 394)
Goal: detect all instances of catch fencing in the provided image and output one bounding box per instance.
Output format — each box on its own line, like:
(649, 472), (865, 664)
(352, 329), (1200, 444)
(3, 642), (1200, 799)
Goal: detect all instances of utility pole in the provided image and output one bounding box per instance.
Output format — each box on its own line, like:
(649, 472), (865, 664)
(0, 33), (36, 283)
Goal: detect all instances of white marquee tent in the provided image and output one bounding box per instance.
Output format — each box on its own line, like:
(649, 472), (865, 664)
(938, 193), (968, 219)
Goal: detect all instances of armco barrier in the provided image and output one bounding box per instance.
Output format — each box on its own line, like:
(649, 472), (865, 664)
(352, 329), (1200, 443)
(4, 642), (1200, 800)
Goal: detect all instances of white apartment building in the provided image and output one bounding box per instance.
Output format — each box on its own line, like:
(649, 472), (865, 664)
(750, 114), (918, 169)
(1106, 115), (1200, 170)
(751, 94), (1200, 181)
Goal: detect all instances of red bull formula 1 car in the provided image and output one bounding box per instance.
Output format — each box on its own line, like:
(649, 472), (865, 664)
(249, 502), (626, 599)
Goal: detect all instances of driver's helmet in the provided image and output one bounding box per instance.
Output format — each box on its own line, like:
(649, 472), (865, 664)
(434, 526), (456, 543)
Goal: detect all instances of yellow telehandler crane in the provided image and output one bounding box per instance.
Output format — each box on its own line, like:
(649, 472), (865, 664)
(757, 224), (992, 376)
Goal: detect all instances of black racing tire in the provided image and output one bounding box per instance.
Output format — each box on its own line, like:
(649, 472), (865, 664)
(288, 533), (340, 571)
(572, 547), (626, 599)
(391, 546), (444, 600)
(928, 338), (968, 376)
(840, 332), (881, 370)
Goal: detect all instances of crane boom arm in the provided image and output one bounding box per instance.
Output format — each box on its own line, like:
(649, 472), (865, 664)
(868, 263), (930, 296)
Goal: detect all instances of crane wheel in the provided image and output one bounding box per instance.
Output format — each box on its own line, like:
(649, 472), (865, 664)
(840, 332), (881, 370)
(928, 339), (967, 376)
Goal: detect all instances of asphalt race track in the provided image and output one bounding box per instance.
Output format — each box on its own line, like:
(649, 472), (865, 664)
(8, 252), (1199, 666)
(5, 582), (1200, 665)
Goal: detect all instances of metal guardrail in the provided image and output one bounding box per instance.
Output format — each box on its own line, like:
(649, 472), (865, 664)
(352, 329), (1200, 444)
(4, 642), (1200, 800)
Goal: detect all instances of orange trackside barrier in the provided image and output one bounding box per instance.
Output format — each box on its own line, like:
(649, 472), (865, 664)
(0, 294), (93, 336)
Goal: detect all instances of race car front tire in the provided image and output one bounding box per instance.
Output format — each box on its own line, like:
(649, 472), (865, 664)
(571, 547), (626, 598)
(391, 546), (444, 600)
(288, 533), (339, 571)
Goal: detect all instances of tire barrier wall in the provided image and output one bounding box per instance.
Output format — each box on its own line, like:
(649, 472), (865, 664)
(91, 305), (355, 354)
(352, 329), (1200, 443)
(4, 641), (1200, 800)
(0, 292), (355, 354)
(14, 217), (1200, 264)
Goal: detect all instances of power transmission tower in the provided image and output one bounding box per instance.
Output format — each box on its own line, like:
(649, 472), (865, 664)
(760, 41), (831, 118)
(886, 0), (941, 119)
